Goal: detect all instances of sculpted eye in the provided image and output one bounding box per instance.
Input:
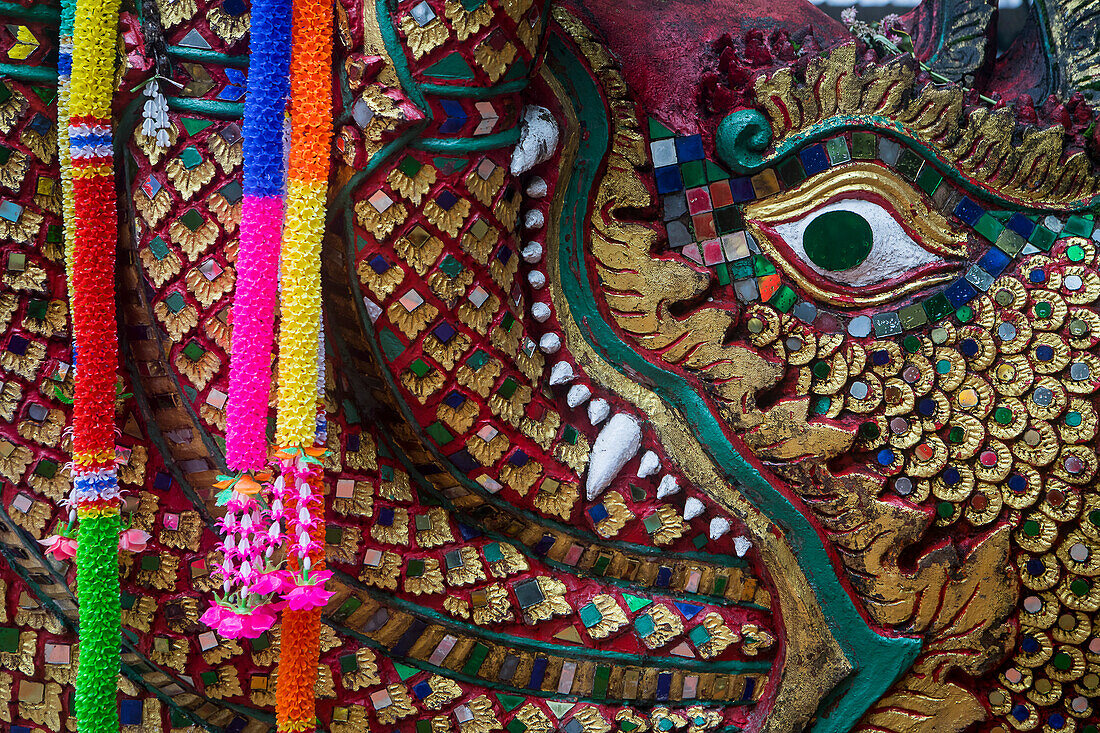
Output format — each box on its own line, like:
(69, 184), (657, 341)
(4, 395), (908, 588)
(744, 163), (968, 308)
(774, 199), (944, 287)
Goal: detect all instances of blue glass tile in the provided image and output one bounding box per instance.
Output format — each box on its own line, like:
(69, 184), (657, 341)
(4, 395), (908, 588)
(655, 566), (672, 587)
(533, 534), (555, 555)
(588, 503), (609, 522)
(438, 100), (467, 133)
(120, 700), (144, 726)
(655, 672), (672, 701)
(977, 247), (1011, 276)
(528, 657), (548, 689)
(413, 680), (433, 699)
(674, 134), (705, 162)
(391, 619), (427, 656)
(953, 197), (984, 226)
(654, 165), (684, 194)
(944, 279), (978, 308)
(798, 144), (829, 176)
(447, 449), (478, 473)
(729, 176), (755, 202)
(1006, 212), (1035, 238)
(741, 677), (756, 701)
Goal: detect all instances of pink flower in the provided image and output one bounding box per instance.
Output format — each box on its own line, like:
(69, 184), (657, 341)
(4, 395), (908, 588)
(284, 570), (335, 611)
(248, 571), (290, 596)
(118, 528), (151, 552)
(39, 534), (77, 561)
(238, 604), (278, 638)
(215, 611), (246, 639)
(200, 603), (227, 629)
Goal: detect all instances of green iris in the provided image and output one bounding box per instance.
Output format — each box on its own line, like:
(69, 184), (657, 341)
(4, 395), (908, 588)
(803, 210), (873, 272)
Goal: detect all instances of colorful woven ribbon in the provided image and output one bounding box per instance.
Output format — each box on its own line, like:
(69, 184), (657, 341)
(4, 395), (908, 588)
(274, 0), (334, 728)
(67, 0), (123, 731)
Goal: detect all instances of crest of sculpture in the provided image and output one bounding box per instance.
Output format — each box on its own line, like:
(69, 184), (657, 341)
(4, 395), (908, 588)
(0, 0), (1099, 731)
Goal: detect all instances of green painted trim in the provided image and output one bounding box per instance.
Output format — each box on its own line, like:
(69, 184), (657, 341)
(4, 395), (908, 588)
(167, 45), (249, 67)
(331, 568), (771, 675)
(325, 616), (758, 707)
(715, 108), (1100, 213)
(548, 34), (920, 733)
(409, 125), (521, 152)
(0, 1), (60, 22)
(418, 77), (529, 98)
(0, 62), (58, 83)
(165, 96), (244, 118)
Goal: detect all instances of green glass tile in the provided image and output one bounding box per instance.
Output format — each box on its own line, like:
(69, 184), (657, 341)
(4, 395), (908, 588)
(379, 329), (406, 361)
(579, 602), (603, 628)
(642, 513), (663, 533)
(680, 160), (706, 188)
(141, 555), (161, 571)
(0, 83), (11, 105)
(397, 155), (422, 177)
(483, 542), (503, 563)
(31, 86), (56, 105)
(165, 292), (187, 314)
(711, 575), (728, 596)
(501, 312), (515, 332)
(1063, 214), (1094, 238)
(996, 228), (1026, 257)
(496, 694), (524, 712)
(751, 255), (775, 276)
(955, 305), (974, 323)
(688, 625), (711, 646)
(34, 459), (57, 478)
(715, 262), (730, 286)
(380, 465), (395, 481)
(692, 534), (708, 549)
(922, 293), (953, 322)
(629, 484), (646, 501)
(497, 376), (518, 399)
(648, 117), (674, 140)
(768, 285), (797, 313)
(1028, 225), (1056, 250)
(149, 236), (170, 261)
(27, 299), (47, 319)
(1067, 244), (1086, 262)
(426, 421), (454, 445)
(727, 258), (753, 280)
(593, 665), (611, 699)
(200, 670), (218, 686)
(896, 149), (923, 180)
(562, 425), (578, 445)
(180, 146), (204, 170)
(825, 136), (850, 165)
(973, 213), (1004, 242)
(438, 254), (463, 277)
(424, 52), (476, 80)
(120, 593), (136, 610)
(46, 224), (62, 243)
(714, 206), (743, 235)
(467, 349), (489, 370)
(334, 597), (361, 620)
(178, 209), (205, 232)
(433, 157), (468, 175)
(414, 514), (433, 531)
(776, 156), (805, 187)
(0, 627), (18, 653)
(916, 166), (942, 196)
(462, 643), (490, 675)
(181, 117), (214, 135)
(409, 358), (431, 378)
(406, 559), (425, 578)
(252, 632), (270, 651)
(0, 146), (10, 165)
(623, 593), (650, 612)
(325, 526), (344, 544)
(170, 709), (189, 728)
(592, 553), (611, 575)
(339, 654), (358, 673)
(898, 302), (928, 330)
(506, 720), (528, 733)
(182, 341), (205, 361)
(705, 160), (729, 182)
(634, 614), (656, 637)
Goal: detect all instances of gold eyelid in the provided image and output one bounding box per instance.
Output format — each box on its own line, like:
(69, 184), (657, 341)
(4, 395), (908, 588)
(743, 161), (966, 308)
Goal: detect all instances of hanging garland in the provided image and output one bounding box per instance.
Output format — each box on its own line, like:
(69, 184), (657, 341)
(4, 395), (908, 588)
(274, 0), (335, 727)
(203, 0), (293, 640)
(67, 0), (123, 730)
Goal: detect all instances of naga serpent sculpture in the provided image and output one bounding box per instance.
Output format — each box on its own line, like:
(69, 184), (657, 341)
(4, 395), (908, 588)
(0, 0), (1098, 732)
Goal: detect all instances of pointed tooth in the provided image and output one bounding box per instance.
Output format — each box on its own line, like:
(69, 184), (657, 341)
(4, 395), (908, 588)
(549, 361), (574, 385)
(566, 384), (591, 408)
(637, 450), (659, 478)
(733, 536), (752, 557)
(656, 475), (680, 499)
(709, 517), (731, 540)
(683, 497), (704, 521)
(585, 413), (642, 500)
(587, 398), (610, 425)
